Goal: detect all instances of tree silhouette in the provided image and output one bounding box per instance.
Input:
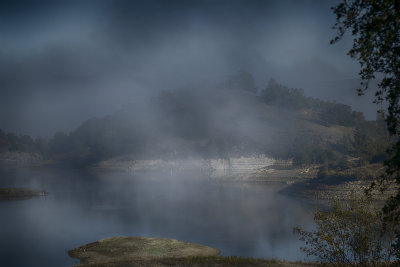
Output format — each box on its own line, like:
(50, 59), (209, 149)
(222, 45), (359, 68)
(331, 0), (400, 226)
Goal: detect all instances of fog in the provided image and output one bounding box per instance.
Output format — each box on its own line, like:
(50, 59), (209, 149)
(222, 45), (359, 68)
(0, 167), (316, 266)
(1, 2), (390, 265)
(0, 0), (377, 137)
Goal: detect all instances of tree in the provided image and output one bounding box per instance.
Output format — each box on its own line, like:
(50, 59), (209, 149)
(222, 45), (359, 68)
(331, 0), (400, 224)
(294, 196), (399, 265)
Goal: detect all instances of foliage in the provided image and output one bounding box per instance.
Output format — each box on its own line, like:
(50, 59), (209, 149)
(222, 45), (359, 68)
(336, 129), (389, 163)
(261, 79), (369, 127)
(292, 147), (338, 166)
(260, 78), (390, 165)
(331, 0), (400, 227)
(316, 163), (384, 186)
(0, 129), (42, 153)
(261, 79), (307, 110)
(294, 197), (399, 265)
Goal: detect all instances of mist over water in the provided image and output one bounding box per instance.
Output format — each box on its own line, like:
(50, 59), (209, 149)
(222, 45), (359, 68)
(0, 1), (385, 266)
(0, 168), (315, 267)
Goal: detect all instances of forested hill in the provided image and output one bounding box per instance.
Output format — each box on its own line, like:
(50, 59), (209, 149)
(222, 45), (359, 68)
(0, 72), (389, 167)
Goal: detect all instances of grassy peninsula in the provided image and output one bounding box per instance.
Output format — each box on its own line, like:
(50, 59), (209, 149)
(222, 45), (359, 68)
(68, 236), (318, 267)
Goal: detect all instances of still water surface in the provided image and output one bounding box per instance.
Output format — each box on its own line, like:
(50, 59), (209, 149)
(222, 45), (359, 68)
(0, 167), (316, 267)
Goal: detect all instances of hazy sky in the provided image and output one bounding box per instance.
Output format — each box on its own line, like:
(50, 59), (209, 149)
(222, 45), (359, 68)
(0, 0), (377, 137)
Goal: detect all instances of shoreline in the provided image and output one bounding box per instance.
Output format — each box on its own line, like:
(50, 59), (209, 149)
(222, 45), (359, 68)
(0, 187), (47, 200)
(0, 161), (392, 202)
(68, 236), (319, 267)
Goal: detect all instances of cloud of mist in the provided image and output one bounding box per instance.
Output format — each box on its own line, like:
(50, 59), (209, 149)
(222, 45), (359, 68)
(0, 167), (316, 266)
(0, 0), (377, 137)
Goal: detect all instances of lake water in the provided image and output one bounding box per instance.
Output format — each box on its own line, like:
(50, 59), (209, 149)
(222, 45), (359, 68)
(0, 167), (316, 267)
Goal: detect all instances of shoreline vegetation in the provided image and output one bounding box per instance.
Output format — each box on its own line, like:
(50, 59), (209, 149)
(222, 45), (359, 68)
(0, 187), (47, 200)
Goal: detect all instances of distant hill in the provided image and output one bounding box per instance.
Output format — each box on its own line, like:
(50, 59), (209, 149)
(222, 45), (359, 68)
(0, 73), (389, 167)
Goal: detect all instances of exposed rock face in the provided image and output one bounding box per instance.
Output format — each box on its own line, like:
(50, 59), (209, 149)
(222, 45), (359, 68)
(237, 165), (319, 184)
(96, 155), (293, 177)
(0, 152), (43, 166)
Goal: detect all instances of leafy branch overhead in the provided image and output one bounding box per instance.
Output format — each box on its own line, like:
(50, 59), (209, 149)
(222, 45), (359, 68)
(331, 0), (400, 220)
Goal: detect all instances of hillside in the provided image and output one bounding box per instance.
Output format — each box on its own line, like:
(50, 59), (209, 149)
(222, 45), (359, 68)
(0, 73), (389, 167)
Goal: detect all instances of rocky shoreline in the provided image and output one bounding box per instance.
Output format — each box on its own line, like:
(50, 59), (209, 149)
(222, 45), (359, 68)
(280, 163), (397, 201)
(281, 179), (398, 201)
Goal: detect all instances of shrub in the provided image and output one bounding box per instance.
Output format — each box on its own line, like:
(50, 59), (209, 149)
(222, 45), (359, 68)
(293, 196), (399, 265)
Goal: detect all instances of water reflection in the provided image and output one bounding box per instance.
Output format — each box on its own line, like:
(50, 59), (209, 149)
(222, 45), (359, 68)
(0, 167), (315, 267)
